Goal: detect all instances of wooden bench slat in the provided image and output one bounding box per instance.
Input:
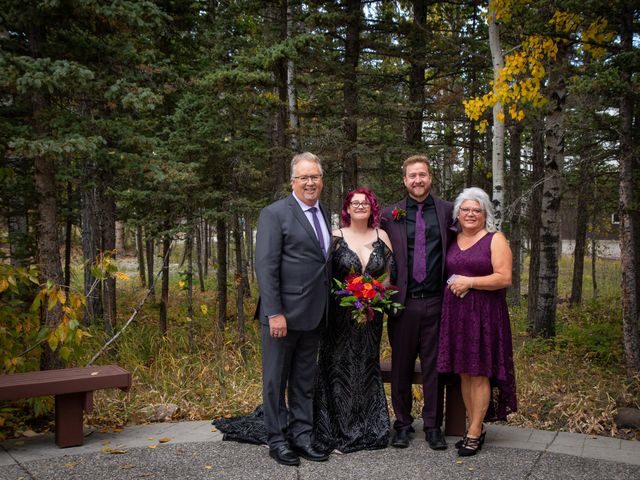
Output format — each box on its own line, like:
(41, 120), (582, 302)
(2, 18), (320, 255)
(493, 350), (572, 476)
(0, 365), (131, 401)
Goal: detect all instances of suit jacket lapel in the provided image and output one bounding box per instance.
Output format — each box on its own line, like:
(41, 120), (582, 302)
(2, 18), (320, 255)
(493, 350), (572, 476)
(287, 194), (326, 259)
(393, 198), (409, 268)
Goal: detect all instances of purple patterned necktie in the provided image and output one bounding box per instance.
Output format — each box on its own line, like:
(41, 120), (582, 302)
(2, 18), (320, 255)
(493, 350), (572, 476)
(412, 203), (426, 283)
(308, 207), (326, 256)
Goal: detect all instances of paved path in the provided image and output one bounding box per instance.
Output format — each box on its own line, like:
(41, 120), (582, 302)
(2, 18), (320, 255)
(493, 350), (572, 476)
(1, 421), (639, 479)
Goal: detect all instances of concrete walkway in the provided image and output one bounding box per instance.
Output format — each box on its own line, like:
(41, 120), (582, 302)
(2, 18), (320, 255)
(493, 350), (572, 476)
(1, 421), (639, 479)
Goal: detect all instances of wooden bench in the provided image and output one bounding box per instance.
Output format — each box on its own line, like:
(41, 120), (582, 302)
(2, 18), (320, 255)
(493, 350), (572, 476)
(0, 365), (131, 448)
(380, 360), (466, 436)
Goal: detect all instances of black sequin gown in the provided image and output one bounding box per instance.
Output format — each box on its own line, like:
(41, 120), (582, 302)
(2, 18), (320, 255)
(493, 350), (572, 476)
(312, 233), (392, 453)
(213, 233), (393, 453)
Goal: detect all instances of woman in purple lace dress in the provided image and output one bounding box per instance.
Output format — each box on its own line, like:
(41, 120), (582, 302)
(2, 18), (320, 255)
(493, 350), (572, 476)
(437, 187), (517, 457)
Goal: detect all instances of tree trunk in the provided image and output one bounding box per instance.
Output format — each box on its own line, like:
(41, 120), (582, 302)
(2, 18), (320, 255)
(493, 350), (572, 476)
(404, 0), (426, 146)
(81, 162), (102, 325)
(531, 48), (568, 338)
(159, 234), (171, 334)
(216, 217), (228, 330)
(245, 218), (254, 283)
(186, 228), (194, 349)
(4, 154), (30, 267)
(115, 220), (125, 255)
(341, 0), (361, 194)
(527, 118), (545, 332)
(100, 191), (116, 332)
(35, 150), (65, 370)
(265, 0), (288, 197)
(146, 236), (156, 303)
(591, 217), (598, 300)
(195, 223), (205, 292)
(619, 6), (640, 376)
(488, 1), (505, 230)
(507, 122), (523, 305)
(204, 220), (210, 277)
(136, 225), (146, 287)
(64, 182), (73, 291)
(466, 122), (476, 188)
(287, 0), (300, 151)
(570, 159), (591, 305)
(233, 213), (246, 344)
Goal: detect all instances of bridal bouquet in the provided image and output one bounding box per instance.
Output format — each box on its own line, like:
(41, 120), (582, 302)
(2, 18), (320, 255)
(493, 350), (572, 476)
(333, 272), (403, 325)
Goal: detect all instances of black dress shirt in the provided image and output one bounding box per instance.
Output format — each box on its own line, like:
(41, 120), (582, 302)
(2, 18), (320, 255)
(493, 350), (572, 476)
(406, 195), (443, 296)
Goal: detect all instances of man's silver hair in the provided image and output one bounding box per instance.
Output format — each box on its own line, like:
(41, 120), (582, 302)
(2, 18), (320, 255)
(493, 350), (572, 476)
(290, 152), (323, 180)
(453, 187), (497, 233)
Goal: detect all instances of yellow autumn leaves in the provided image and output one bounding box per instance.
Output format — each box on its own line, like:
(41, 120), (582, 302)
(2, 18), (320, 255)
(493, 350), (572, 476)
(464, 7), (613, 133)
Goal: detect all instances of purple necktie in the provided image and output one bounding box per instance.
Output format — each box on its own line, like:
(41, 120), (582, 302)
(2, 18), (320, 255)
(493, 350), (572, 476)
(412, 203), (426, 283)
(308, 207), (326, 256)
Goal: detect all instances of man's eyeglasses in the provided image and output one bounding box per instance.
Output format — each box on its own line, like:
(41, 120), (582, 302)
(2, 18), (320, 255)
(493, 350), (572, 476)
(460, 207), (483, 215)
(293, 175), (323, 183)
(350, 202), (371, 209)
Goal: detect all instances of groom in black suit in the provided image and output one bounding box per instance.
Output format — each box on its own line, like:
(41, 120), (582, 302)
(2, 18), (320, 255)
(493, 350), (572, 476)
(255, 152), (331, 466)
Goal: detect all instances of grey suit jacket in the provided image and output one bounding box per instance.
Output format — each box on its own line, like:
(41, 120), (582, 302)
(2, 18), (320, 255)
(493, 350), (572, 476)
(255, 193), (331, 331)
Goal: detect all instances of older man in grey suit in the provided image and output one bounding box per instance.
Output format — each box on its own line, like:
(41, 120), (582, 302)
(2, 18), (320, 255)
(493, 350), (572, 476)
(255, 152), (331, 466)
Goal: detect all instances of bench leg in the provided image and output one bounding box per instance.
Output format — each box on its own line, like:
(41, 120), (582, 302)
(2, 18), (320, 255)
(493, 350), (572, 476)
(444, 381), (466, 437)
(55, 392), (86, 447)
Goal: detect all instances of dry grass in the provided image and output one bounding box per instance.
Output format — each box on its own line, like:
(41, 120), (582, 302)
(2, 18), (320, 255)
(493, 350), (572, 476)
(2, 254), (639, 442)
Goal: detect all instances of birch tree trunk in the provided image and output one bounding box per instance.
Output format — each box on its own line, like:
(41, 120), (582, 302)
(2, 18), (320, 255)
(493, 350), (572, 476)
(488, 1), (504, 230)
(531, 47), (568, 338)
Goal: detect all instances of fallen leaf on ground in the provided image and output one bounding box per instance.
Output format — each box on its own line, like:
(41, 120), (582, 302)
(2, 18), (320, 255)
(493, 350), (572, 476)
(63, 463), (77, 468)
(101, 447), (128, 454)
(204, 465), (213, 470)
(159, 437), (170, 443)
(148, 445), (157, 449)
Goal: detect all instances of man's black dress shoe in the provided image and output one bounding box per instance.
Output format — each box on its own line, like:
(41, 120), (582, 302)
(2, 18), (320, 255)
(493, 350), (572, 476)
(426, 428), (447, 450)
(269, 445), (300, 466)
(290, 443), (329, 461)
(391, 428), (412, 448)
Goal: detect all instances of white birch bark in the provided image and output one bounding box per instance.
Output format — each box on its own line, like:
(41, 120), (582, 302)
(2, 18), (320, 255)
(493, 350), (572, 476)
(488, 1), (505, 231)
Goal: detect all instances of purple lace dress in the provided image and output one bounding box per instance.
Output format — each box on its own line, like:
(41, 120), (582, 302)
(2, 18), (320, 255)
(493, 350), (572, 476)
(437, 232), (517, 421)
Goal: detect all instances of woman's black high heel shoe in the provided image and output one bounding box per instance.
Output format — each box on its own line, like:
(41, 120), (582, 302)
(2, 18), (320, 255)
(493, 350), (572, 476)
(458, 435), (482, 457)
(456, 426), (486, 450)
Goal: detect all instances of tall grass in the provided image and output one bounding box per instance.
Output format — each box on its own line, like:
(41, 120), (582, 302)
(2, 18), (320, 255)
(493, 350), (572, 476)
(2, 253), (638, 441)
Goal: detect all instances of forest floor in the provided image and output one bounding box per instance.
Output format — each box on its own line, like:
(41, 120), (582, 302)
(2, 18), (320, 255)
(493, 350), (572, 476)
(1, 255), (639, 443)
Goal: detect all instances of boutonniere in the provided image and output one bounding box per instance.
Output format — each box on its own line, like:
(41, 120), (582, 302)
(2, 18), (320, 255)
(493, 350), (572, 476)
(392, 208), (406, 222)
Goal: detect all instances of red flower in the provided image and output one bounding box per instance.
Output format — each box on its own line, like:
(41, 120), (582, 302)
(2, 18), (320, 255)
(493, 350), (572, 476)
(392, 208), (406, 222)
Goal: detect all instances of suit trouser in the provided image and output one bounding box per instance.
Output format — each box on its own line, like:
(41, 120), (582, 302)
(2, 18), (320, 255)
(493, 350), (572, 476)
(388, 295), (445, 431)
(261, 324), (321, 448)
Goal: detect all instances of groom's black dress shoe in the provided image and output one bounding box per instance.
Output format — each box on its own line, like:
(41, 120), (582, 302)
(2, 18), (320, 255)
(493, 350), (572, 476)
(269, 445), (300, 466)
(426, 428), (447, 450)
(391, 428), (412, 448)
(290, 443), (329, 461)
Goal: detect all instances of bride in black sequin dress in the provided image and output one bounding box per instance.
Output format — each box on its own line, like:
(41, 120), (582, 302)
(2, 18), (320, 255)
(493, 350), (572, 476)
(214, 188), (394, 454)
(312, 187), (394, 453)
